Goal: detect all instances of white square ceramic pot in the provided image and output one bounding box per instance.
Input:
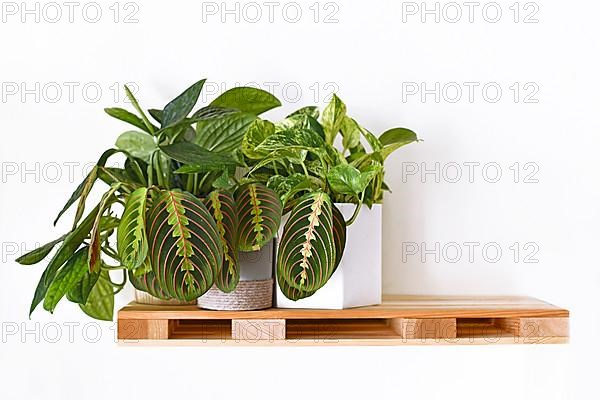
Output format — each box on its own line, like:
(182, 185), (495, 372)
(275, 203), (382, 309)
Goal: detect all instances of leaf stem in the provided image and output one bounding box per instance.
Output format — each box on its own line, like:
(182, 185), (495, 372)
(101, 246), (119, 260)
(197, 173), (210, 194)
(101, 263), (126, 270)
(186, 173), (194, 193)
(345, 191), (365, 226)
(147, 152), (154, 187)
(110, 270), (127, 294)
(301, 161), (309, 177)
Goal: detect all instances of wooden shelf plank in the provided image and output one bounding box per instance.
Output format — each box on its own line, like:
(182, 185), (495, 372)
(117, 295), (569, 345)
(118, 295), (569, 320)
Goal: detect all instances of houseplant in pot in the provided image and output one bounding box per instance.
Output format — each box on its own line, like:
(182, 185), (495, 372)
(17, 79), (290, 318)
(240, 95), (419, 308)
(16, 78), (417, 319)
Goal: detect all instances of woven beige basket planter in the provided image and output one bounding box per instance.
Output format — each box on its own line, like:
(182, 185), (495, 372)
(134, 290), (197, 306)
(197, 279), (274, 311)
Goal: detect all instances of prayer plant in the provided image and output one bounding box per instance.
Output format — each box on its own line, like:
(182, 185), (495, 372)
(17, 79), (418, 320)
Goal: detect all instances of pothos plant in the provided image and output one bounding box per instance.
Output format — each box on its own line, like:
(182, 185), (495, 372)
(240, 94), (419, 300)
(17, 79), (418, 320)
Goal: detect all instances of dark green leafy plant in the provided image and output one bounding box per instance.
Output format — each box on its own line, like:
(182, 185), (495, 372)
(17, 80), (418, 318)
(18, 81), (283, 319)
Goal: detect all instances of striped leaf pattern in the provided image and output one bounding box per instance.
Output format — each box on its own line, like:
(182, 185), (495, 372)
(277, 267), (316, 301)
(204, 190), (240, 293)
(236, 183), (283, 251)
(277, 192), (336, 293)
(117, 187), (149, 270)
(331, 204), (347, 274)
(279, 203), (347, 301)
(146, 189), (223, 301)
(128, 259), (171, 300)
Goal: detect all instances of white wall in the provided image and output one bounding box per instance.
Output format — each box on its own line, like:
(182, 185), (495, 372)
(0, 1), (597, 399)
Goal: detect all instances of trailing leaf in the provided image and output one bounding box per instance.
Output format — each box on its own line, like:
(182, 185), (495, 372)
(67, 268), (101, 305)
(16, 235), (66, 265)
(146, 190), (223, 301)
(30, 204), (101, 316)
(117, 187), (149, 270)
(53, 166), (97, 228)
(53, 148), (123, 227)
(80, 271), (114, 321)
(204, 190), (240, 292)
(210, 87), (281, 115)
(277, 192), (336, 292)
(88, 185), (120, 273)
(235, 183), (283, 251)
(43, 247), (90, 312)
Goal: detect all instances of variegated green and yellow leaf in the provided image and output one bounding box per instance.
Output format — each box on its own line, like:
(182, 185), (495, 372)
(117, 187), (149, 270)
(277, 192), (336, 292)
(235, 183), (283, 252)
(204, 190), (240, 293)
(146, 190), (222, 301)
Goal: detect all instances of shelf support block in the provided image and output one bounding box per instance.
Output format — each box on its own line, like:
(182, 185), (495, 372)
(390, 318), (457, 340)
(232, 319), (286, 342)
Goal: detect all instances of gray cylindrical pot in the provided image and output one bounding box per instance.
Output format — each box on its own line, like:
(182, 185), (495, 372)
(197, 240), (275, 311)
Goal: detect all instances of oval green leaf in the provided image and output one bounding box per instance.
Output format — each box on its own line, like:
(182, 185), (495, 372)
(146, 190), (223, 301)
(117, 187), (149, 270)
(236, 183), (283, 252)
(210, 87), (281, 115)
(204, 190), (240, 292)
(277, 192), (336, 292)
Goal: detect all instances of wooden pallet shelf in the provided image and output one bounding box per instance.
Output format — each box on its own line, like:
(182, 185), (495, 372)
(117, 295), (569, 346)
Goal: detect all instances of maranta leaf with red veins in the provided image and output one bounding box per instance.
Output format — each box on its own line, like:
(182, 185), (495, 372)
(277, 267), (316, 301)
(117, 187), (149, 270)
(277, 202), (346, 301)
(146, 189), (223, 301)
(330, 204), (347, 275)
(128, 259), (172, 301)
(235, 183), (283, 252)
(277, 192), (336, 293)
(204, 190), (240, 293)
